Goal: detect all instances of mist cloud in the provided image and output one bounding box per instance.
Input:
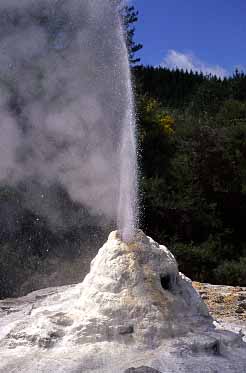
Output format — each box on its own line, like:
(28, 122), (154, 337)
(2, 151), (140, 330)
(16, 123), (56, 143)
(0, 0), (129, 229)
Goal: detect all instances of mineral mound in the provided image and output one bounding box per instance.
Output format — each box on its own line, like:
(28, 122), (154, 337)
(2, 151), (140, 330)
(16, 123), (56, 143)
(0, 230), (245, 372)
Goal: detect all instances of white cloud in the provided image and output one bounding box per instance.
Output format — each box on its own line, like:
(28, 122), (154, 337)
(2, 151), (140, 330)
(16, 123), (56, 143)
(234, 64), (246, 73)
(161, 49), (228, 78)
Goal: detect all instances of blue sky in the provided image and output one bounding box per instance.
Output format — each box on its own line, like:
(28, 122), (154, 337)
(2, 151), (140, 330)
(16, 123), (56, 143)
(132, 0), (246, 77)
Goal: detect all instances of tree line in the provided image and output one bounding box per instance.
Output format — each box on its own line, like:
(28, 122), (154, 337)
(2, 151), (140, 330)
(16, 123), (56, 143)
(135, 66), (246, 285)
(124, 4), (246, 285)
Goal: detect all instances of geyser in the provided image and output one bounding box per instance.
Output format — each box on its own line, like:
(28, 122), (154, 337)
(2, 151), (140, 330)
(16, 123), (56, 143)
(117, 34), (138, 241)
(0, 0), (138, 239)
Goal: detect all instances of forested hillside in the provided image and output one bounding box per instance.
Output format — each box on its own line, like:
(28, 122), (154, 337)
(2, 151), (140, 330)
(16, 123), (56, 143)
(135, 66), (246, 285)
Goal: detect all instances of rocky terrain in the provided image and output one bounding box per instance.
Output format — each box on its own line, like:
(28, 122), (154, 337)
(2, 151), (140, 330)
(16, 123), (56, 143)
(194, 282), (246, 342)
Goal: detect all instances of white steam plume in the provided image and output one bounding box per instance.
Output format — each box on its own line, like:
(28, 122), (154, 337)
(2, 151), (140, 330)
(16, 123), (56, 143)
(0, 0), (137, 231)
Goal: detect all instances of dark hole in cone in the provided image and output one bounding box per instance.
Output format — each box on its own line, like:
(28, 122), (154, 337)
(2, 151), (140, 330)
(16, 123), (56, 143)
(160, 274), (172, 291)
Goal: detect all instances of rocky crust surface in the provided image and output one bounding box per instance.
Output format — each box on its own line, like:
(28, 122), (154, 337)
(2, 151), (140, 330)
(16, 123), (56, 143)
(194, 282), (246, 342)
(0, 230), (245, 372)
(124, 368), (161, 373)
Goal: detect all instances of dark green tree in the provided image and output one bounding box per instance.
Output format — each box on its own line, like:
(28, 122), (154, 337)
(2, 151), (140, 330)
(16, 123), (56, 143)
(121, 5), (143, 65)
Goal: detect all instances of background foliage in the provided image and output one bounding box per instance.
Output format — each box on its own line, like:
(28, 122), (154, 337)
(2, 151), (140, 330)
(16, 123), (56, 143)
(135, 66), (246, 286)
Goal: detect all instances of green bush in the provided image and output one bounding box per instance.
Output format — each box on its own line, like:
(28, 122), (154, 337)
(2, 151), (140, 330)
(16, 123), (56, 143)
(0, 243), (37, 298)
(214, 257), (246, 286)
(172, 238), (220, 283)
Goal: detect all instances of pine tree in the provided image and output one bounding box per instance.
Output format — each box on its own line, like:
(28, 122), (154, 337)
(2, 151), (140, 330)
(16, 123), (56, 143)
(121, 5), (143, 65)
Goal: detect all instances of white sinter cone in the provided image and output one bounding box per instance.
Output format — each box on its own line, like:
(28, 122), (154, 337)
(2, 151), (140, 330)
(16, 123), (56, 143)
(0, 230), (245, 373)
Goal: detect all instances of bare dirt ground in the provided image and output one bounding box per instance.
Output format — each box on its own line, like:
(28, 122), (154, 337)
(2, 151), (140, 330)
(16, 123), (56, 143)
(193, 282), (246, 340)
